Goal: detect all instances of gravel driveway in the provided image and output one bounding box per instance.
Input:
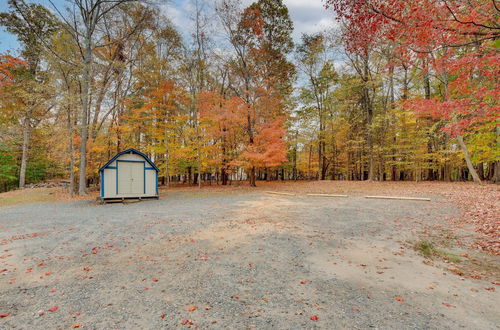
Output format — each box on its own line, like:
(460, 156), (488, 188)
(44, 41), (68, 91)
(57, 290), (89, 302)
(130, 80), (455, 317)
(0, 190), (498, 329)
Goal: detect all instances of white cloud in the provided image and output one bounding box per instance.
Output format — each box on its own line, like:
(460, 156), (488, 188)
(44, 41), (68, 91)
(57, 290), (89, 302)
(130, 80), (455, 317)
(284, 0), (337, 41)
(284, 0), (325, 9)
(160, 3), (186, 29)
(161, 0), (336, 43)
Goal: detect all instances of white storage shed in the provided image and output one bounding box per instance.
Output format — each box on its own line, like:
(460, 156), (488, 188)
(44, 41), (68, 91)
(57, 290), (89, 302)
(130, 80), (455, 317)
(99, 148), (159, 201)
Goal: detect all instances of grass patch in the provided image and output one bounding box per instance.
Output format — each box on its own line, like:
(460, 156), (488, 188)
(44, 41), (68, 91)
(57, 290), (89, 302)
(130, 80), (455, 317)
(414, 239), (500, 280)
(415, 240), (436, 257)
(437, 250), (462, 263)
(0, 188), (59, 207)
(414, 240), (462, 263)
(0, 187), (95, 208)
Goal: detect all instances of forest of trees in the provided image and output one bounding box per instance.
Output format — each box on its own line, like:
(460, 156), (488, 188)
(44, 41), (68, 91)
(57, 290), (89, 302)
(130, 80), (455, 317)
(0, 0), (498, 194)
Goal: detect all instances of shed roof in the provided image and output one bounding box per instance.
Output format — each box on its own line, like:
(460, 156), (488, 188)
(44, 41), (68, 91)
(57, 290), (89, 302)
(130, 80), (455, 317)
(99, 148), (159, 172)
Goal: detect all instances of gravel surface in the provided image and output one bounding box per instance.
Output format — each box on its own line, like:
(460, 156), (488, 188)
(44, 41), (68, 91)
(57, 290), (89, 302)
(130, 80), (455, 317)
(0, 189), (499, 329)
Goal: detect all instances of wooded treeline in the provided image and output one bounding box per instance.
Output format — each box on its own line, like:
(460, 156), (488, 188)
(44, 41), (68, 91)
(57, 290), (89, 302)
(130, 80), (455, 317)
(0, 0), (498, 194)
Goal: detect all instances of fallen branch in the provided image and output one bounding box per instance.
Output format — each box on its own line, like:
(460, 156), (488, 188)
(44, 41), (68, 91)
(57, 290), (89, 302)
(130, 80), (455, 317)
(306, 193), (348, 198)
(265, 191), (296, 196)
(364, 195), (431, 201)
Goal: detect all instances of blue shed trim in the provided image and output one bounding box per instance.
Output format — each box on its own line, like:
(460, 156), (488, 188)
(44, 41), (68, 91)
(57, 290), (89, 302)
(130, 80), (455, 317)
(99, 148), (159, 172)
(143, 162), (146, 194)
(116, 163), (119, 194)
(100, 170), (104, 198)
(155, 171), (158, 195)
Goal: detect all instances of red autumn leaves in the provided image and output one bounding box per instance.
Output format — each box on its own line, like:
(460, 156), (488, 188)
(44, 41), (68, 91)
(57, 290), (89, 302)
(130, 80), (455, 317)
(48, 306), (59, 312)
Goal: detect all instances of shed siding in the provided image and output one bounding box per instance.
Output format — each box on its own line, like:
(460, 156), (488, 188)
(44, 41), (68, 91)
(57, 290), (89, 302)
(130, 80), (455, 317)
(146, 170), (156, 195)
(103, 168), (116, 197)
(118, 153), (144, 162)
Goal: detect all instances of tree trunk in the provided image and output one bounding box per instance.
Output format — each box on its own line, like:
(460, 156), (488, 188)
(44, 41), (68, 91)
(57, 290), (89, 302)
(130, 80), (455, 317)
(68, 103), (75, 195)
(362, 55), (374, 181)
(249, 166), (256, 187)
(196, 124), (201, 188)
(456, 135), (482, 184)
(493, 127), (500, 183)
(477, 162), (484, 180)
(493, 161), (500, 183)
(221, 168), (228, 185)
(292, 130), (298, 180)
(19, 116), (30, 188)
(165, 127), (170, 188)
(423, 59), (431, 100)
(78, 35), (92, 195)
(308, 144), (313, 179)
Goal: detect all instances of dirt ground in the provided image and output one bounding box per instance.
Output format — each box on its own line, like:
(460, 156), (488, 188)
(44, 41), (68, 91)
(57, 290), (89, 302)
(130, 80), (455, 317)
(0, 181), (499, 329)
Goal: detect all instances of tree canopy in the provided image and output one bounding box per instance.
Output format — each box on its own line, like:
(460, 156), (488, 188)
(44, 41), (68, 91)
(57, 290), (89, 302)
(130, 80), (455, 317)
(0, 0), (498, 193)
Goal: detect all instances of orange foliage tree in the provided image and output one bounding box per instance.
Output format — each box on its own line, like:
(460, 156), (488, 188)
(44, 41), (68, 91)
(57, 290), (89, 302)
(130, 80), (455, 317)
(198, 91), (247, 185)
(0, 54), (26, 85)
(125, 81), (189, 186)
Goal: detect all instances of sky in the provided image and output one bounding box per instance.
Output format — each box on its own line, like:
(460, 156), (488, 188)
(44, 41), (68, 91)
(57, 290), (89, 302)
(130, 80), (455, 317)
(0, 0), (336, 55)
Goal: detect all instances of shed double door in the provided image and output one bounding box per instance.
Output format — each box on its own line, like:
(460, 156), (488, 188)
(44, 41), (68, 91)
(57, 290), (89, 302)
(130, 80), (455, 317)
(117, 161), (144, 195)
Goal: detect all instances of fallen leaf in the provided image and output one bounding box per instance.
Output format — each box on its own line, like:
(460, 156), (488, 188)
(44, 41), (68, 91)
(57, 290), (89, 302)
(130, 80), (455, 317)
(0, 313), (9, 318)
(187, 306), (197, 312)
(48, 288), (57, 293)
(300, 281), (307, 284)
(181, 319), (193, 326)
(83, 266), (92, 271)
(48, 306), (59, 312)
(161, 314), (165, 319)
(310, 315), (318, 321)
(152, 278), (159, 282)
(442, 302), (456, 308)
(71, 324), (81, 328)
(395, 297), (404, 302)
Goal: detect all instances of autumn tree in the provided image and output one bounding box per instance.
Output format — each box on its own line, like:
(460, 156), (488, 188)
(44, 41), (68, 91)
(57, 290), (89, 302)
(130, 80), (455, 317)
(0, 0), (58, 188)
(126, 81), (189, 186)
(326, 0), (499, 184)
(216, 0), (293, 186)
(198, 91), (247, 185)
(296, 33), (338, 179)
(37, 0), (145, 194)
